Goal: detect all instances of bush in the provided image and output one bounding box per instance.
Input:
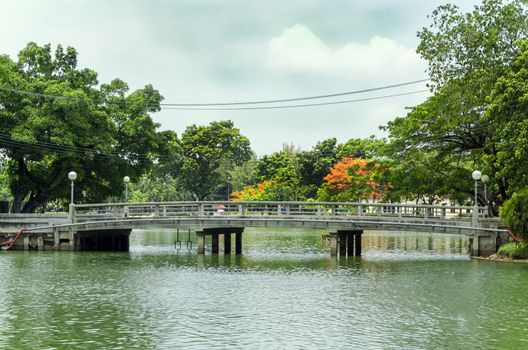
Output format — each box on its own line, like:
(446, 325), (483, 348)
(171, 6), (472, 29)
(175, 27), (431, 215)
(500, 188), (528, 241)
(497, 242), (528, 259)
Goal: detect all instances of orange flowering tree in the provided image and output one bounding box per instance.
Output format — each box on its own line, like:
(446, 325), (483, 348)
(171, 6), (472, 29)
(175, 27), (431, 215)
(230, 180), (275, 201)
(317, 157), (386, 202)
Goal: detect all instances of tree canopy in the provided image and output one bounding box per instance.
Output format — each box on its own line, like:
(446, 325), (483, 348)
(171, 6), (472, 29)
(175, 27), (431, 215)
(180, 120), (252, 200)
(384, 0), (528, 211)
(0, 42), (164, 212)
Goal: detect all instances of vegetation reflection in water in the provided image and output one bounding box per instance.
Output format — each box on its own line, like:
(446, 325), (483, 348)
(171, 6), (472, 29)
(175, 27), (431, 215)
(0, 229), (527, 349)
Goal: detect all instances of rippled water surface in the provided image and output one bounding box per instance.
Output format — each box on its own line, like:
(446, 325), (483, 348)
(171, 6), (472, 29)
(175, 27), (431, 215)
(1, 229), (527, 349)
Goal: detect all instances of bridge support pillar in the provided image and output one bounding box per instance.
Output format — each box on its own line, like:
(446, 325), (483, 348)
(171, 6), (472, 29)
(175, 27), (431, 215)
(330, 235), (338, 256)
(338, 233), (347, 257)
(354, 232), (362, 257)
(196, 227), (244, 255)
(235, 232), (242, 254)
(470, 235), (498, 257)
(211, 233), (219, 254)
(328, 230), (363, 257)
(224, 233), (232, 254)
(347, 233), (355, 256)
(197, 234), (205, 254)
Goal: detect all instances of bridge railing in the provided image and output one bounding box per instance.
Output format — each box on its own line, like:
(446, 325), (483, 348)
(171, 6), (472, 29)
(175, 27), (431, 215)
(72, 201), (488, 223)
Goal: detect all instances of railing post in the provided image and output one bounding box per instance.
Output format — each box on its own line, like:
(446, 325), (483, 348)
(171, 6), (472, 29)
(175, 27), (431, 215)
(53, 227), (59, 247)
(198, 203), (204, 216)
(162, 206), (167, 217)
(357, 205), (361, 216)
(68, 203), (76, 224)
(424, 206), (429, 220)
(377, 205), (382, 218)
(472, 206), (479, 227)
(239, 203), (245, 216)
(331, 205), (336, 216)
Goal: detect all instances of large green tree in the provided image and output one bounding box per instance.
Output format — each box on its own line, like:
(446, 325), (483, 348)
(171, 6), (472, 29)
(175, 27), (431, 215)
(180, 120), (252, 200)
(384, 0), (528, 211)
(0, 43), (164, 212)
(486, 39), (528, 195)
(297, 138), (338, 198)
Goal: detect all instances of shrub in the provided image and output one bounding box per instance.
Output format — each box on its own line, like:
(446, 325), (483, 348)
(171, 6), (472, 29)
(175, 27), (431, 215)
(500, 188), (528, 241)
(497, 242), (528, 259)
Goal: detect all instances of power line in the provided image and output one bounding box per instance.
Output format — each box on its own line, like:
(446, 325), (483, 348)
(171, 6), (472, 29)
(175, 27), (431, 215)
(159, 90), (430, 111)
(160, 79), (430, 106)
(0, 78), (429, 107)
(0, 134), (173, 161)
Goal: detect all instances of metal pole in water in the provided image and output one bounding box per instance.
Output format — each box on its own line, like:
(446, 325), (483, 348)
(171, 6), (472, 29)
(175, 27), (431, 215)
(186, 229), (192, 251)
(175, 228), (182, 250)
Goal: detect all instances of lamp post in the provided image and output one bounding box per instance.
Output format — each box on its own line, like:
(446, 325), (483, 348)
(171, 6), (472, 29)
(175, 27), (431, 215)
(481, 174), (489, 205)
(471, 170), (482, 206)
(68, 171), (77, 205)
(227, 176), (231, 201)
(123, 176), (130, 202)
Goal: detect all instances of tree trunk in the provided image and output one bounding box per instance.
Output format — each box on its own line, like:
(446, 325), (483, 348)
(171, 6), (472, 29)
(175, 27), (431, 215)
(21, 191), (52, 213)
(10, 157), (68, 213)
(11, 192), (26, 213)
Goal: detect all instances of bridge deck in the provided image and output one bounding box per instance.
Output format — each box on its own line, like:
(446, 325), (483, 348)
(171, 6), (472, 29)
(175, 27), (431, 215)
(0, 201), (506, 256)
(0, 200), (500, 236)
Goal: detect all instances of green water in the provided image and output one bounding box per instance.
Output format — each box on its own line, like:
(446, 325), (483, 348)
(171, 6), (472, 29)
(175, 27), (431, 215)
(0, 229), (527, 349)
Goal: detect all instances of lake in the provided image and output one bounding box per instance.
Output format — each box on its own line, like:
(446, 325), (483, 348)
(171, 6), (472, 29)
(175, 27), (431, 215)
(0, 228), (527, 349)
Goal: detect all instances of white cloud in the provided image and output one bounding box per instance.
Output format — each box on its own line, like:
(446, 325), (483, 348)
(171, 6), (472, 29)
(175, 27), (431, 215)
(267, 24), (426, 80)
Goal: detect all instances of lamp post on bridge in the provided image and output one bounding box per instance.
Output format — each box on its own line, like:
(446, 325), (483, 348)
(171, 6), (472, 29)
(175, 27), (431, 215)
(227, 176), (231, 201)
(471, 170), (481, 206)
(68, 171), (77, 205)
(123, 176), (130, 202)
(481, 174), (489, 205)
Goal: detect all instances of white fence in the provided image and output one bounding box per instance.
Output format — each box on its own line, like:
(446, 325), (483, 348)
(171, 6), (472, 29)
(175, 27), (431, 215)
(72, 201), (488, 224)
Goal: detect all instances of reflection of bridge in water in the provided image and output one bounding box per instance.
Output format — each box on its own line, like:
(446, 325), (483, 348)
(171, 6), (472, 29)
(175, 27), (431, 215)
(363, 233), (468, 255)
(0, 201), (506, 257)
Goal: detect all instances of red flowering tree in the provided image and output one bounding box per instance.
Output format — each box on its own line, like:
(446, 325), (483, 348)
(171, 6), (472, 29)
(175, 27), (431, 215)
(317, 157), (385, 202)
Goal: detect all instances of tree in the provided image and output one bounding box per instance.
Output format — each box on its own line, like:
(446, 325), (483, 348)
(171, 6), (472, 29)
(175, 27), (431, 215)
(129, 172), (190, 202)
(254, 146), (309, 201)
(231, 180), (275, 201)
(317, 157), (384, 202)
(500, 189), (528, 241)
(383, 151), (472, 204)
(298, 138), (338, 198)
(384, 0), (528, 211)
(418, 0), (528, 90)
(180, 120), (252, 200)
(0, 43), (165, 212)
(485, 39), (528, 197)
(226, 154), (259, 193)
(337, 136), (385, 159)
(0, 155), (12, 203)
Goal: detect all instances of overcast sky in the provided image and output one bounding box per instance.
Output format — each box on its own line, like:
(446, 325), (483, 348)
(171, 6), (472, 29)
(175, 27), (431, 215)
(1, 0), (482, 155)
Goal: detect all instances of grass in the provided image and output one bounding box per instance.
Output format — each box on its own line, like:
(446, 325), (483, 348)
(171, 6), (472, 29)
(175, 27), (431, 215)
(497, 242), (528, 259)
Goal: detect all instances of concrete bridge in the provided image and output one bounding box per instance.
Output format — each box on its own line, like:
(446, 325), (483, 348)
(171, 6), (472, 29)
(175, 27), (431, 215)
(0, 201), (507, 257)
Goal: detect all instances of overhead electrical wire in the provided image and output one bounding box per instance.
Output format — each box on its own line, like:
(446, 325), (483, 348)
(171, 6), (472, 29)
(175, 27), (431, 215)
(159, 79), (430, 106)
(0, 133), (173, 161)
(0, 78), (429, 108)
(0, 90), (430, 159)
(0, 78), (431, 158)
(160, 90), (429, 111)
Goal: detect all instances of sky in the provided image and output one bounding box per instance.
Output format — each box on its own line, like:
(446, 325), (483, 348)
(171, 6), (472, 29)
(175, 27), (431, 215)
(0, 0), (482, 155)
